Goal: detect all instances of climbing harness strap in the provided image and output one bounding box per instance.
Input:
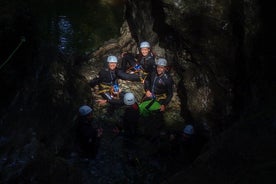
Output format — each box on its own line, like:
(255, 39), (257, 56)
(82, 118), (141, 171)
(98, 83), (121, 99)
(97, 83), (112, 94)
(126, 65), (148, 83)
(155, 93), (167, 102)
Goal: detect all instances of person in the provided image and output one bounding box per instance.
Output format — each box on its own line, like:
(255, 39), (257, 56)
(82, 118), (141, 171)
(137, 58), (173, 142)
(142, 58), (174, 113)
(170, 124), (195, 147)
(122, 92), (140, 138)
(169, 124), (204, 165)
(76, 105), (103, 159)
(120, 41), (156, 83)
(89, 55), (140, 114)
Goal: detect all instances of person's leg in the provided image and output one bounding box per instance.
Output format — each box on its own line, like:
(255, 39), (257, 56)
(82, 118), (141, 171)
(121, 53), (136, 71)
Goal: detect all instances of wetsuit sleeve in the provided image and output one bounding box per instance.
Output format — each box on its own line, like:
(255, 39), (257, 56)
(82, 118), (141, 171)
(89, 70), (103, 88)
(147, 57), (156, 73)
(121, 53), (136, 70)
(144, 73), (152, 92)
(108, 98), (124, 105)
(163, 75), (174, 105)
(89, 77), (100, 88)
(116, 69), (140, 82)
(100, 92), (124, 106)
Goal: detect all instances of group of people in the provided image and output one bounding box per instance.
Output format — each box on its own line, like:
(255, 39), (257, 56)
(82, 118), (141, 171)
(88, 41), (173, 114)
(76, 41), (194, 159)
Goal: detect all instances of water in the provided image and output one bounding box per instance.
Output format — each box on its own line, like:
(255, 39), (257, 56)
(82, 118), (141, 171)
(32, 0), (124, 56)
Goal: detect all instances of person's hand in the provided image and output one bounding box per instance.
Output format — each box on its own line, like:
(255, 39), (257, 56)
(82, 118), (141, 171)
(145, 90), (152, 97)
(160, 104), (166, 112)
(96, 99), (107, 105)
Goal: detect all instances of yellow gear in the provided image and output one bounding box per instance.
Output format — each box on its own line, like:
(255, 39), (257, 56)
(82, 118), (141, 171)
(155, 93), (167, 102)
(97, 83), (112, 94)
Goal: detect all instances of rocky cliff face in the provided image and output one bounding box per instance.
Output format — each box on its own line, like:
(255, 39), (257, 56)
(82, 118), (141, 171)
(125, 0), (265, 132)
(124, 0), (276, 183)
(0, 0), (275, 183)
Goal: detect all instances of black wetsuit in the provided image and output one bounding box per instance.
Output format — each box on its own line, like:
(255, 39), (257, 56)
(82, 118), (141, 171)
(144, 71), (174, 106)
(89, 67), (140, 105)
(122, 102), (140, 138)
(76, 117), (100, 158)
(121, 52), (156, 78)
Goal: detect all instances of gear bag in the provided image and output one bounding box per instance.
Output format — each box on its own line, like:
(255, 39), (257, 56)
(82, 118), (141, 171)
(139, 99), (161, 117)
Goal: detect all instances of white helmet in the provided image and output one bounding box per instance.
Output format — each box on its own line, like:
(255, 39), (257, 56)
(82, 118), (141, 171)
(183, 125), (194, 135)
(107, 55), (118, 63)
(156, 58), (167, 67)
(123, 92), (136, 105)
(140, 41), (150, 48)
(79, 105), (92, 116)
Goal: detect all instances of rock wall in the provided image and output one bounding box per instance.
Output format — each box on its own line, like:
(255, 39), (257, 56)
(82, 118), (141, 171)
(125, 0), (261, 132)
(123, 1), (276, 183)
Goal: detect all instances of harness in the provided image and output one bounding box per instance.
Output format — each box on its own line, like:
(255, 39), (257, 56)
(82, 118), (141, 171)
(97, 83), (121, 99)
(109, 84), (120, 99)
(154, 93), (167, 102)
(126, 64), (148, 82)
(126, 53), (154, 81)
(126, 62), (144, 72)
(97, 83), (112, 94)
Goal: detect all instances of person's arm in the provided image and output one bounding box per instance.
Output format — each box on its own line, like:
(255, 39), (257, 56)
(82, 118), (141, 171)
(144, 72), (152, 92)
(163, 75), (174, 106)
(99, 91), (124, 106)
(89, 70), (103, 88)
(108, 97), (124, 105)
(147, 57), (156, 73)
(144, 72), (156, 98)
(116, 69), (140, 82)
(89, 77), (99, 88)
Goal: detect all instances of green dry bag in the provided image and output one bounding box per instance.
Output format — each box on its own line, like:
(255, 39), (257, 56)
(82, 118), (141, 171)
(139, 99), (161, 117)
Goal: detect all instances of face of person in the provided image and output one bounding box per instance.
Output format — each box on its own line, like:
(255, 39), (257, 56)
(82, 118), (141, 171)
(157, 65), (166, 75)
(140, 48), (150, 56)
(108, 62), (117, 70)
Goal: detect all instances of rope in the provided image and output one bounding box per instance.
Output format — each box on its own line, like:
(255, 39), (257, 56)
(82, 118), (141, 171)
(0, 36), (26, 70)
